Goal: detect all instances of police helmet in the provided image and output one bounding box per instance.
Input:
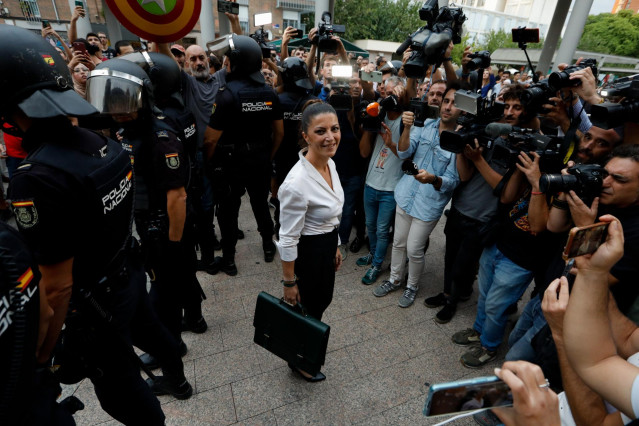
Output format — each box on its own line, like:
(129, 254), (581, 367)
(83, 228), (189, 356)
(118, 51), (183, 107)
(0, 24), (97, 120)
(87, 58), (154, 116)
(208, 34), (264, 84)
(280, 57), (313, 91)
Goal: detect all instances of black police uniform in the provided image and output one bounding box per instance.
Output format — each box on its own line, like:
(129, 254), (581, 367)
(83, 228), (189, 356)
(209, 75), (283, 261)
(8, 119), (184, 425)
(121, 115), (201, 340)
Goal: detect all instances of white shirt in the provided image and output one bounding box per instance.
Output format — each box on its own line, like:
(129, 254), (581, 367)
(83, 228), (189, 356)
(277, 149), (344, 262)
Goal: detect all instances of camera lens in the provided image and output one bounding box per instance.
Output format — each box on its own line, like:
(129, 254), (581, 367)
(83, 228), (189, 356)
(539, 174), (578, 194)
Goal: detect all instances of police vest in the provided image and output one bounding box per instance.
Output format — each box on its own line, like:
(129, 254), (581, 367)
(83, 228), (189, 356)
(24, 130), (134, 286)
(0, 222), (40, 425)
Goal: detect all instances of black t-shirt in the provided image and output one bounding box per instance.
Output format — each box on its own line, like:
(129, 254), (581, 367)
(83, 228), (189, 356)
(209, 76), (283, 167)
(332, 109), (367, 178)
(0, 222), (40, 425)
(102, 47), (116, 60)
(275, 90), (317, 181)
(603, 204), (639, 313)
(496, 191), (563, 272)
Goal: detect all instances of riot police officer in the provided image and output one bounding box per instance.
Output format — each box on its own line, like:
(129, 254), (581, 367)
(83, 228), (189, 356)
(204, 34), (284, 275)
(119, 51), (207, 335)
(87, 58), (200, 372)
(2, 25), (188, 425)
(272, 57), (318, 233)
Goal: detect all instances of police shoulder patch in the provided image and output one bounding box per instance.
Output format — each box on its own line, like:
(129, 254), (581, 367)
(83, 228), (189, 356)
(165, 153), (180, 169)
(11, 199), (39, 229)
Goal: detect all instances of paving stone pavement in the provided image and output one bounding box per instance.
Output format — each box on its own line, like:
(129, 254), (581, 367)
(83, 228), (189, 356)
(63, 195), (526, 425)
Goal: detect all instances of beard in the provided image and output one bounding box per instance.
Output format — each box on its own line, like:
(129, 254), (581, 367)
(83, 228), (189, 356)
(190, 63), (210, 80)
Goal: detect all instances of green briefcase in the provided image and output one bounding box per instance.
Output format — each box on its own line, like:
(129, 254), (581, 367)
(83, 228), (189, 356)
(253, 291), (330, 376)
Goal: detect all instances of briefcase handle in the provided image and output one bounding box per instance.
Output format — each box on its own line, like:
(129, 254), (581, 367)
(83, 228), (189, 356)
(279, 298), (309, 317)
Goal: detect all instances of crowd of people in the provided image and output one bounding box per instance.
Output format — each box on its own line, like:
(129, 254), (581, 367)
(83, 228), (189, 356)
(1, 3), (639, 424)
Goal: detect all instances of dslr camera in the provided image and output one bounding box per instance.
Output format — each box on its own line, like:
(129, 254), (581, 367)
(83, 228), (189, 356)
(409, 98), (440, 127)
(539, 164), (607, 205)
(591, 76), (639, 129)
(440, 90), (504, 153)
(396, 0), (466, 79)
(548, 58), (598, 89)
(311, 12), (346, 51)
(521, 78), (556, 114)
(466, 50), (491, 71)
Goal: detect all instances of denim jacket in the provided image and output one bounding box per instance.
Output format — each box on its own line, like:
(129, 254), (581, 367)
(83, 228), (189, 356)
(394, 118), (460, 222)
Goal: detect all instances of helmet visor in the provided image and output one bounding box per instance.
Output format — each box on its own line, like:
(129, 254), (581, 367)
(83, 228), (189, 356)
(86, 70), (144, 115)
(206, 34), (233, 60)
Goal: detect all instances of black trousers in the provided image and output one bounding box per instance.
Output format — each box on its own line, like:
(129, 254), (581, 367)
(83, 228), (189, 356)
(217, 166), (274, 260)
(294, 229), (338, 321)
(443, 208), (485, 302)
(77, 259), (186, 425)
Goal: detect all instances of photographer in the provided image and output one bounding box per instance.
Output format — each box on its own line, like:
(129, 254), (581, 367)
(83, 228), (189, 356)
(356, 77), (406, 285)
(452, 144), (560, 368)
(372, 82), (461, 308)
(501, 84), (540, 130)
(563, 215), (639, 422)
(547, 145), (639, 314)
(424, 129), (509, 323)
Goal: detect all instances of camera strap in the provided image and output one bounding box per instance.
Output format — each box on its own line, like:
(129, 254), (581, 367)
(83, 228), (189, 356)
(561, 99), (584, 165)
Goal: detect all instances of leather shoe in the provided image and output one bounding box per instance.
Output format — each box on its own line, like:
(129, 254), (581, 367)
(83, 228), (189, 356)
(206, 256), (238, 276)
(263, 240), (276, 263)
(146, 376), (193, 400)
(288, 363), (326, 382)
(181, 316), (208, 334)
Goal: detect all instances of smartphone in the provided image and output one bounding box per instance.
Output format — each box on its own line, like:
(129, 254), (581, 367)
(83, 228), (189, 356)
(359, 70), (383, 83)
(217, 0), (239, 15)
(563, 222), (609, 260)
(42, 19), (51, 28)
(511, 27), (539, 44)
(332, 65), (353, 78)
(72, 41), (87, 55)
(424, 376), (513, 417)
(75, 0), (84, 8)
(292, 29), (304, 38)
(401, 159), (419, 176)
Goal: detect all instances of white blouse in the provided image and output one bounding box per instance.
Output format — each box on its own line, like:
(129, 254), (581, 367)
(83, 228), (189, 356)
(276, 149), (344, 262)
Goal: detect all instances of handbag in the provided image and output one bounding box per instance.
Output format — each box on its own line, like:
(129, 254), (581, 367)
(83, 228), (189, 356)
(253, 291), (330, 376)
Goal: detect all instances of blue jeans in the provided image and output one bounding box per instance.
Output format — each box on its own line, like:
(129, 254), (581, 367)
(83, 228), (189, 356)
(505, 295), (547, 362)
(338, 175), (364, 244)
(473, 244), (534, 351)
(363, 185), (396, 268)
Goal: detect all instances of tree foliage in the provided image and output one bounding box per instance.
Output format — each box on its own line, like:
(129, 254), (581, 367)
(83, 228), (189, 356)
(578, 10), (639, 57)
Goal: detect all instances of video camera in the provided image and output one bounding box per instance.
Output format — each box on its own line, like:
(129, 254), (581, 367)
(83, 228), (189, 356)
(250, 13), (276, 58)
(491, 130), (566, 172)
(409, 98), (440, 127)
(539, 163), (607, 206)
(440, 90), (504, 153)
(327, 65), (354, 111)
(311, 11), (346, 51)
(359, 95), (403, 132)
(466, 51), (491, 71)
(591, 76), (639, 129)
(395, 0), (466, 79)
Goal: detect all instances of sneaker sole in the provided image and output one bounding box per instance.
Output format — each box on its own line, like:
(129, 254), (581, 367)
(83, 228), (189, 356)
(452, 338), (481, 347)
(398, 300), (415, 308)
(433, 315), (453, 324)
(460, 356), (496, 370)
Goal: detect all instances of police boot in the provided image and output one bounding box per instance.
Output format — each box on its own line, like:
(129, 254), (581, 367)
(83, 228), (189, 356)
(146, 375), (193, 400)
(139, 340), (188, 370)
(182, 304), (207, 334)
(206, 256), (238, 276)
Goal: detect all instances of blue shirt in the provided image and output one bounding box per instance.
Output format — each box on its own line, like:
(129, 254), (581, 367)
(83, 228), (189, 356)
(394, 118), (459, 222)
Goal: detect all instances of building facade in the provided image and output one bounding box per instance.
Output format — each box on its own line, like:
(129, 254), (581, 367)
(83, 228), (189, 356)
(612, 0), (639, 13)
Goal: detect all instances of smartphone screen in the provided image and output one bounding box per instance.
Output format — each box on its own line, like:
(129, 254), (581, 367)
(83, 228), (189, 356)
(75, 0), (84, 7)
(424, 376), (512, 417)
(42, 19), (51, 28)
(563, 222), (609, 260)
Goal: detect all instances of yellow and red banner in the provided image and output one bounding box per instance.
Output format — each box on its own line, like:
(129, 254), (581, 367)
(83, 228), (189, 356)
(105, 0), (201, 43)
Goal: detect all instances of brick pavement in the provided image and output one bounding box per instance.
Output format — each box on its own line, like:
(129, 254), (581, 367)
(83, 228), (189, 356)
(63, 195), (521, 425)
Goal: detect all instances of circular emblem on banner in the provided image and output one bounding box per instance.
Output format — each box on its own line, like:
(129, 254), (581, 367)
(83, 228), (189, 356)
(105, 0), (201, 42)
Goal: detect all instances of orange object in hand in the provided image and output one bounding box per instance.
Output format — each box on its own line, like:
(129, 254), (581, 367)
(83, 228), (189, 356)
(366, 102), (380, 117)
